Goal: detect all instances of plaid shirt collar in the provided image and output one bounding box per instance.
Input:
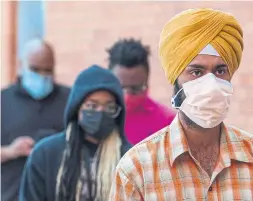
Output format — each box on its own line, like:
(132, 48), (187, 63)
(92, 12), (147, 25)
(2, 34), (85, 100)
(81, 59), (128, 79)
(168, 114), (253, 166)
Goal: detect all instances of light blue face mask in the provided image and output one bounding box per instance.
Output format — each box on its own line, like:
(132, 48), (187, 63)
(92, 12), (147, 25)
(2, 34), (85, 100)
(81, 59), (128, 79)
(21, 68), (54, 100)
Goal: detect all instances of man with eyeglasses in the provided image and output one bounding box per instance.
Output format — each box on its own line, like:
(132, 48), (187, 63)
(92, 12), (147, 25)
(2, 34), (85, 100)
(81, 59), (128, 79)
(1, 38), (70, 201)
(107, 38), (175, 145)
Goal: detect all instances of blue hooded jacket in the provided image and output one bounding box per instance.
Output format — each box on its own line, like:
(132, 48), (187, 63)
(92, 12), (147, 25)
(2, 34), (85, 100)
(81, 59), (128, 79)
(19, 65), (131, 201)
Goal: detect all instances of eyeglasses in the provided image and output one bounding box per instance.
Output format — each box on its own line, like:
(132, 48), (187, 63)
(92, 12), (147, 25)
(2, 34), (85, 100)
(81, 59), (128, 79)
(82, 101), (121, 118)
(122, 84), (147, 95)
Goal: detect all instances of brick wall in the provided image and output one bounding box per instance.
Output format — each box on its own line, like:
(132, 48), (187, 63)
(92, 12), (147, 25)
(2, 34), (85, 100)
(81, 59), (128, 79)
(1, 1), (17, 88)
(2, 2), (252, 132)
(45, 1), (253, 132)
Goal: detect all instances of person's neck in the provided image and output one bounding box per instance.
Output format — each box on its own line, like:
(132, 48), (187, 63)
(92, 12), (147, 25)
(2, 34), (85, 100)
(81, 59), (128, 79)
(83, 136), (100, 157)
(179, 112), (221, 149)
(84, 136), (99, 145)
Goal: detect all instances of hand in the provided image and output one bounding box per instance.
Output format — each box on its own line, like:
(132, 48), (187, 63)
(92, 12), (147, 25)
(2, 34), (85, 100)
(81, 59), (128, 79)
(9, 136), (35, 158)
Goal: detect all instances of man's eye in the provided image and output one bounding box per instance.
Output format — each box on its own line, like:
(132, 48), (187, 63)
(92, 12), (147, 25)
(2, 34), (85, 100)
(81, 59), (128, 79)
(216, 69), (226, 75)
(30, 67), (40, 73)
(190, 70), (202, 77)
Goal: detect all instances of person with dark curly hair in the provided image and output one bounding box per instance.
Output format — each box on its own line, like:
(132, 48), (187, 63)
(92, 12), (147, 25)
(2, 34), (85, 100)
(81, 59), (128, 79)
(107, 38), (175, 145)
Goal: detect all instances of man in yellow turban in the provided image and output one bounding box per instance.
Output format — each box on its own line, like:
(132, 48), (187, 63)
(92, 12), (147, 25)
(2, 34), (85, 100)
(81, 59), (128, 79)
(109, 8), (253, 201)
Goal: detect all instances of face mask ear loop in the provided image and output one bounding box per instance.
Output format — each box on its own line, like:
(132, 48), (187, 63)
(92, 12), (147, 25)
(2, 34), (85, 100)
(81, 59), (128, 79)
(171, 88), (184, 109)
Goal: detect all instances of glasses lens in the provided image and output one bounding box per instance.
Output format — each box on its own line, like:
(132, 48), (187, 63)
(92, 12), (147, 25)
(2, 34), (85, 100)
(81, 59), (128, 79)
(83, 102), (121, 118)
(84, 102), (99, 112)
(105, 105), (121, 118)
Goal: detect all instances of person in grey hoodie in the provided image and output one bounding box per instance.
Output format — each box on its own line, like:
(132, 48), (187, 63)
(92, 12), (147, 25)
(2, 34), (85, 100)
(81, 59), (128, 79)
(19, 65), (131, 201)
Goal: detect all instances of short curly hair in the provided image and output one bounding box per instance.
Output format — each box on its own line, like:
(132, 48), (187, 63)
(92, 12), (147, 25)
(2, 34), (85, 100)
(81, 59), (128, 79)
(107, 38), (150, 74)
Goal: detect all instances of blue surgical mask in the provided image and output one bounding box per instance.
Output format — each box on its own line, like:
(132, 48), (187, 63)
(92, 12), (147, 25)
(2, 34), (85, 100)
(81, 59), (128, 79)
(21, 68), (54, 100)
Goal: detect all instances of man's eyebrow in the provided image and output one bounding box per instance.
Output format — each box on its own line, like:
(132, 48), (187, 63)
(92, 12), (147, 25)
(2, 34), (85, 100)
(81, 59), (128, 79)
(187, 64), (206, 69)
(215, 64), (228, 68)
(187, 64), (228, 69)
(30, 66), (53, 71)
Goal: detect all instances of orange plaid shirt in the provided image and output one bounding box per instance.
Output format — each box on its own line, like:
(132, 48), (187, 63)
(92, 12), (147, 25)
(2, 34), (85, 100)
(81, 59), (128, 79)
(110, 116), (253, 201)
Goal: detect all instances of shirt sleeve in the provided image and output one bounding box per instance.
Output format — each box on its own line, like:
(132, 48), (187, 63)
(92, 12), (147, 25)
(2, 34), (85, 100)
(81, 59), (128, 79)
(19, 146), (46, 201)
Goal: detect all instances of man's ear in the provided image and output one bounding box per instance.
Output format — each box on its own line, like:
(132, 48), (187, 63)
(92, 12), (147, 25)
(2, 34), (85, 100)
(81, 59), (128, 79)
(17, 59), (30, 76)
(173, 79), (179, 96)
(15, 59), (23, 79)
(146, 82), (149, 89)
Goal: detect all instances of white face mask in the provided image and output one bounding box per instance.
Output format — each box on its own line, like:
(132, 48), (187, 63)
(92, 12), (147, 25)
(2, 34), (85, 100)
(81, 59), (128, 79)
(171, 73), (233, 128)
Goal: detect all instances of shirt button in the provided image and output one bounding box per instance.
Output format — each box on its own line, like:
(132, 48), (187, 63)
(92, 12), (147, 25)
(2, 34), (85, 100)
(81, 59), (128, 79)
(209, 187), (212, 191)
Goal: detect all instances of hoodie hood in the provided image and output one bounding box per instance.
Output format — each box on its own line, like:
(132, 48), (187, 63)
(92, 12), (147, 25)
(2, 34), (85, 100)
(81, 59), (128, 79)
(64, 65), (127, 141)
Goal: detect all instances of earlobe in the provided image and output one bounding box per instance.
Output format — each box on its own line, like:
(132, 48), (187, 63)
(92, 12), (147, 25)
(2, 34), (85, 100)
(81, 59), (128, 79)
(17, 60), (22, 68)
(17, 60), (23, 76)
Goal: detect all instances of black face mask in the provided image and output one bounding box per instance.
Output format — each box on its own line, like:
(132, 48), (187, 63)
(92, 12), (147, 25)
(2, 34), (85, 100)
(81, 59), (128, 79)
(78, 110), (115, 141)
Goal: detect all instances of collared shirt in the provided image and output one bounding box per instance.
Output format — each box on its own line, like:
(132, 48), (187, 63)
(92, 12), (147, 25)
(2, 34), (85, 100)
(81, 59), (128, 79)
(125, 96), (175, 145)
(109, 115), (253, 201)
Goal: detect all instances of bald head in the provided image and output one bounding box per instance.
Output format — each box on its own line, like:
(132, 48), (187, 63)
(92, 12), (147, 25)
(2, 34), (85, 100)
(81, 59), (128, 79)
(21, 39), (55, 76)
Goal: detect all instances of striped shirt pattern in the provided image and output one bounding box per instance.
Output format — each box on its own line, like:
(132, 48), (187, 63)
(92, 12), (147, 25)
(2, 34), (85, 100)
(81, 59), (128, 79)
(109, 116), (253, 201)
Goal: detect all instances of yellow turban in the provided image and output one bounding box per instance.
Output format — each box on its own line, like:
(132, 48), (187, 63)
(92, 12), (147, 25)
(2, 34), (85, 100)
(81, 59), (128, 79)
(159, 8), (244, 84)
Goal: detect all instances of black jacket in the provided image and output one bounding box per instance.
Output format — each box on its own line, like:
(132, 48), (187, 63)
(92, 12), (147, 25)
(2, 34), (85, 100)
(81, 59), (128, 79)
(1, 81), (70, 201)
(19, 65), (131, 201)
